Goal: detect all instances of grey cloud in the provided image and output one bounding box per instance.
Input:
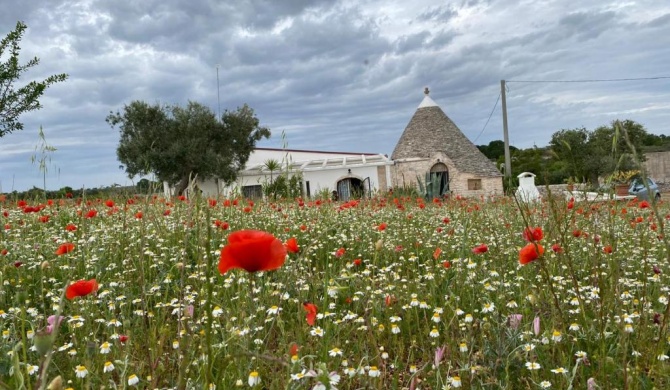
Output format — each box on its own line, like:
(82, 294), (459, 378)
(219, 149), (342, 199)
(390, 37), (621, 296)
(558, 10), (618, 41)
(417, 5), (458, 23)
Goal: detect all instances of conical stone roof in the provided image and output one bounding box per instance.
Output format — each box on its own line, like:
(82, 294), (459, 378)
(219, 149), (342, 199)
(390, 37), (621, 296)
(391, 89), (502, 177)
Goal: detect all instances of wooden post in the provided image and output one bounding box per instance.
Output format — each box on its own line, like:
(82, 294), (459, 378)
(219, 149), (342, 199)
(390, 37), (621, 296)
(501, 80), (512, 178)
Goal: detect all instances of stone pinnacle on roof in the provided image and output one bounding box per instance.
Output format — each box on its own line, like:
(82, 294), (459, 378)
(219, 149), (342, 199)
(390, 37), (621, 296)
(391, 89), (502, 177)
(418, 87), (438, 108)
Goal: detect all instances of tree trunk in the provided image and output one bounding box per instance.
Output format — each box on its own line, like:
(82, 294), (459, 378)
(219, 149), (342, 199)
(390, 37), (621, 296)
(175, 175), (189, 196)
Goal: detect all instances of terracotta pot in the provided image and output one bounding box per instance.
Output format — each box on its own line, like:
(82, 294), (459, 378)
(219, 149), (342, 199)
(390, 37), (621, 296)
(615, 184), (629, 196)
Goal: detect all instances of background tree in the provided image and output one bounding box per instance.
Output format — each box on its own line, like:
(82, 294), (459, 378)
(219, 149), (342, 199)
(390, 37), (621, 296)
(108, 101), (270, 195)
(263, 159), (280, 185)
(548, 128), (590, 183)
(477, 140), (518, 161)
(0, 21), (68, 138)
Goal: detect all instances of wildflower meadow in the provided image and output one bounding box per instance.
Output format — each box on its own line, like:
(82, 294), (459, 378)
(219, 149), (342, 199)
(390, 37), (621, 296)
(1, 191), (670, 389)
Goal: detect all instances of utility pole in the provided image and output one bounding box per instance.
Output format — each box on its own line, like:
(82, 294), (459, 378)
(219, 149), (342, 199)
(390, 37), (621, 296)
(501, 80), (511, 178)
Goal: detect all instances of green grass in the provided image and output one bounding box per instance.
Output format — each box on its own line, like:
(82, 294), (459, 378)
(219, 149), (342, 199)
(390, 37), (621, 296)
(1, 193), (670, 389)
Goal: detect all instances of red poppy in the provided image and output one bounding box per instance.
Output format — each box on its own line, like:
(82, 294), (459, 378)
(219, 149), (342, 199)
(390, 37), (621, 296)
(65, 279), (99, 299)
(639, 200), (651, 209)
(208, 199), (217, 207)
(603, 245), (613, 254)
(135, 211), (143, 219)
(65, 223), (77, 231)
(119, 334), (129, 343)
(39, 215), (50, 223)
(433, 247), (442, 260)
(285, 237), (299, 253)
(352, 258), (362, 266)
(163, 209), (171, 216)
(17, 200), (27, 207)
(551, 243), (563, 253)
(442, 260), (451, 268)
(218, 230), (287, 274)
(472, 244), (488, 254)
(522, 226), (544, 242)
(55, 242), (75, 255)
(377, 223), (387, 231)
(1, 249), (7, 256)
(335, 247), (346, 257)
(289, 343), (299, 357)
(303, 302), (318, 326)
(105, 200), (115, 208)
(519, 243), (545, 265)
(85, 209), (98, 218)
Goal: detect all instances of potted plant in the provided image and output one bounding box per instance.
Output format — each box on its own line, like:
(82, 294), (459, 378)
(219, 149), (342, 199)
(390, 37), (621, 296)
(608, 170), (640, 196)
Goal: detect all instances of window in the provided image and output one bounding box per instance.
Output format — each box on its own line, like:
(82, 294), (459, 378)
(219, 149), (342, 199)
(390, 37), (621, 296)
(467, 179), (482, 191)
(242, 185), (263, 199)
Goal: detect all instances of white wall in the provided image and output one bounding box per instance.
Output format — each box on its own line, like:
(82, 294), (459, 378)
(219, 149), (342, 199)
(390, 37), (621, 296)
(247, 149), (375, 168)
(230, 164), (382, 198)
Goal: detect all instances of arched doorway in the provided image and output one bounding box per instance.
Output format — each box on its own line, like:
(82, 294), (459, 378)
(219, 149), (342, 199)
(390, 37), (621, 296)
(337, 177), (364, 201)
(429, 163), (449, 195)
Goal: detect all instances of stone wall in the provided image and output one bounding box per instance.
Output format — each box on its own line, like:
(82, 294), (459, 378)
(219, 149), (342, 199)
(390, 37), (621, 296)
(644, 151), (670, 183)
(377, 166), (388, 192)
(392, 152), (503, 197)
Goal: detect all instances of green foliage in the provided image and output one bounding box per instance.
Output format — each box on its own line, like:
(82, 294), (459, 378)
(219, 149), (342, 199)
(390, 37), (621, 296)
(107, 101), (270, 195)
(0, 21), (68, 138)
(31, 126), (57, 195)
(417, 171), (448, 200)
(262, 173), (303, 200)
(477, 140), (518, 161)
(136, 178), (161, 193)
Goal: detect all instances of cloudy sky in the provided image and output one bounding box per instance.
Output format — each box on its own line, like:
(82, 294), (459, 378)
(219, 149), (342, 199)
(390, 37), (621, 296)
(1, 0), (669, 192)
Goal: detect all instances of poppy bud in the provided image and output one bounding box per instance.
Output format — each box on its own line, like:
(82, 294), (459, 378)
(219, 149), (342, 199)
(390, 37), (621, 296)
(654, 265), (662, 275)
(47, 375), (63, 390)
(375, 240), (383, 251)
(41, 261), (50, 269)
(86, 341), (96, 357)
(175, 262), (184, 270)
(33, 332), (55, 356)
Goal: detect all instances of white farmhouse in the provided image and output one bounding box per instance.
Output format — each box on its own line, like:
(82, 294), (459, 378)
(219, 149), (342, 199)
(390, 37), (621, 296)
(165, 147), (393, 200)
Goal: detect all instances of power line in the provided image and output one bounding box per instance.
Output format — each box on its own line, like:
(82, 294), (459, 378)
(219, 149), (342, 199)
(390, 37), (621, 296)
(507, 76), (670, 83)
(473, 93), (500, 143)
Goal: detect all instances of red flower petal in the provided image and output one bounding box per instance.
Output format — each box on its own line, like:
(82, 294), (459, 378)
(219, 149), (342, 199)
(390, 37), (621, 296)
(55, 242), (75, 255)
(65, 279), (99, 299)
(218, 230), (287, 274)
(303, 302), (318, 326)
(519, 243), (545, 265)
(285, 237), (299, 253)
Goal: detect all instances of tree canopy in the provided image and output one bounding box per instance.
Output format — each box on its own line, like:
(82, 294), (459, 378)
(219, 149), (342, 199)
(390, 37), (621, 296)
(0, 21), (68, 138)
(480, 119), (664, 187)
(107, 101), (270, 195)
